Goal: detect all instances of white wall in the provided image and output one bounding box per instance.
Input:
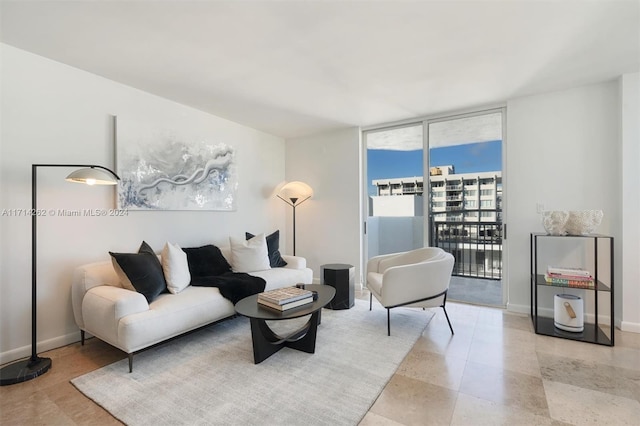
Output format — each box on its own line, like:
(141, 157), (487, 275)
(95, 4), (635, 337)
(371, 194), (424, 217)
(506, 81), (624, 325)
(285, 128), (362, 284)
(0, 44), (287, 363)
(366, 216), (424, 258)
(620, 73), (640, 332)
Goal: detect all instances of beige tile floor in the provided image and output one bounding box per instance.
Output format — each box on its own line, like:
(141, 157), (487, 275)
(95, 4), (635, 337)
(1, 293), (639, 425)
(361, 301), (640, 426)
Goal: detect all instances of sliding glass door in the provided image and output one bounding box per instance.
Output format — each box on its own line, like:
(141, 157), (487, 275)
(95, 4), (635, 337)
(427, 110), (505, 306)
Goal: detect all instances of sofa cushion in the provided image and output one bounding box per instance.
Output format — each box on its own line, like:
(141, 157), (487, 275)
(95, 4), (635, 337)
(118, 286), (235, 353)
(161, 242), (191, 294)
(245, 230), (287, 268)
(229, 234), (270, 273)
(182, 245), (231, 277)
(109, 241), (167, 303)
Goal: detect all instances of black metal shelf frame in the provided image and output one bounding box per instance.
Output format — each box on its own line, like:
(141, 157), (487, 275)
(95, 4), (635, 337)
(530, 233), (614, 346)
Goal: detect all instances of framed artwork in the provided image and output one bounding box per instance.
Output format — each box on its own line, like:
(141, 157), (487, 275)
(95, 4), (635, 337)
(115, 117), (237, 211)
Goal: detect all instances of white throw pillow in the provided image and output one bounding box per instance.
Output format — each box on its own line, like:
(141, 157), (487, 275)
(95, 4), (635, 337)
(161, 242), (191, 294)
(229, 233), (271, 273)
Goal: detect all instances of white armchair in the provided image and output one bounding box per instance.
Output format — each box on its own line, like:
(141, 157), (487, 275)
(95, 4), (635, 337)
(366, 247), (455, 336)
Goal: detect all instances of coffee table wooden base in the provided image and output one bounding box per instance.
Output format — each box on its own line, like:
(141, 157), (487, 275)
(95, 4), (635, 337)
(235, 284), (335, 364)
(250, 311), (320, 364)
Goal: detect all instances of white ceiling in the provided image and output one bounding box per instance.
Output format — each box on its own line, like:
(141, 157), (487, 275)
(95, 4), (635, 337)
(1, 1), (638, 139)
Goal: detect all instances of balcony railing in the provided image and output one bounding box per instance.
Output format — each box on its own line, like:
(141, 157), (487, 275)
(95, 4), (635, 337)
(430, 209), (502, 280)
(367, 210), (503, 282)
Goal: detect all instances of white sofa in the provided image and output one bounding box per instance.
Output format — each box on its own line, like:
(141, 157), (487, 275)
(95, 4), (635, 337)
(71, 248), (312, 372)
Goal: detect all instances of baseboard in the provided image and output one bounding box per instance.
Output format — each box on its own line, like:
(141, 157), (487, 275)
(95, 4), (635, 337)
(620, 321), (640, 333)
(506, 303), (530, 315)
(0, 331), (80, 366)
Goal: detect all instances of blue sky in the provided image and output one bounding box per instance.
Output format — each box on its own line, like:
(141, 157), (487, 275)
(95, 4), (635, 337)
(367, 140), (502, 195)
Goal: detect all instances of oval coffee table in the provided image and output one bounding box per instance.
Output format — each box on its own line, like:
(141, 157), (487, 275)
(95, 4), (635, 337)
(235, 284), (335, 364)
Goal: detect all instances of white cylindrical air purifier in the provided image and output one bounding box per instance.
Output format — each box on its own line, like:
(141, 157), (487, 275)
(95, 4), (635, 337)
(554, 294), (584, 332)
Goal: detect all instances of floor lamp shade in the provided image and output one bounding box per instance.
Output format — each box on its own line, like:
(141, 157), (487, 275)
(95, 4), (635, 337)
(277, 181), (313, 256)
(65, 167), (120, 185)
(0, 164), (119, 386)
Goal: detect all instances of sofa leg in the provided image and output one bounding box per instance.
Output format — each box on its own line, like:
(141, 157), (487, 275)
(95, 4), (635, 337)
(442, 306), (454, 335)
(128, 354), (133, 373)
(80, 330), (85, 346)
(369, 293), (373, 311)
(387, 309), (391, 336)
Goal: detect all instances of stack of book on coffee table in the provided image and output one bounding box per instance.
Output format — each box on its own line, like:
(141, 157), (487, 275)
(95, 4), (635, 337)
(257, 286), (314, 311)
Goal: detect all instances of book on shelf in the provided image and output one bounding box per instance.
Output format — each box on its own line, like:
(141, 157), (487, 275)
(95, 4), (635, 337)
(546, 272), (594, 281)
(257, 286), (313, 306)
(257, 296), (314, 311)
(543, 274), (595, 288)
(546, 266), (591, 277)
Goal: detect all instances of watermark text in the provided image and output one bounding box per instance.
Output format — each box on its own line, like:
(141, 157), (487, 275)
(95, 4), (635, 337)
(1, 208), (129, 217)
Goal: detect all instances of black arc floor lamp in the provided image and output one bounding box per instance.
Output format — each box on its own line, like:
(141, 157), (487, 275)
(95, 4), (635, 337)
(277, 181), (313, 256)
(0, 164), (120, 386)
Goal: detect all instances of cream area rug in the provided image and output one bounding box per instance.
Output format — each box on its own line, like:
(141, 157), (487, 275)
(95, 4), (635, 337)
(71, 299), (432, 425)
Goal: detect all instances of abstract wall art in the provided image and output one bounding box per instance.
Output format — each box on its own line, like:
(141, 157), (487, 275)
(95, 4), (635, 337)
(115, 117), (238, 211)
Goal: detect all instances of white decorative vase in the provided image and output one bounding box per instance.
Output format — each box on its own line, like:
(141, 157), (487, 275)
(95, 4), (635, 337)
(542, 211), (569, 235)
(565, 210), (603, 235)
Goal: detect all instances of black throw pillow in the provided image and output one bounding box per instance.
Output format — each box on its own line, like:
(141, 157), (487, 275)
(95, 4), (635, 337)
(182, 244), (231, 278)
(245, 230), (287, 268)
(109, 241), (167, 303)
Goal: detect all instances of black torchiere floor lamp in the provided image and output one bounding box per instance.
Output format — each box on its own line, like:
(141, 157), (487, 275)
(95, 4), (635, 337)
(0, 164), (120, 386)
(277, 181), (313, 256)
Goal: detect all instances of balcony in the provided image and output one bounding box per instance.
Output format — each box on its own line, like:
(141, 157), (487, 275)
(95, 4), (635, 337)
(448, 276), (502, 306)
(402, 187), (423, 194)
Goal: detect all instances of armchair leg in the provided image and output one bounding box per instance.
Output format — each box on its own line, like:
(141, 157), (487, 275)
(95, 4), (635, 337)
(369, 293), (372, 311)
(442, 306), (454, 335)
(80, 330), (85, 346)
(387, 309), (391, 336)
(128, 354), (133, 373)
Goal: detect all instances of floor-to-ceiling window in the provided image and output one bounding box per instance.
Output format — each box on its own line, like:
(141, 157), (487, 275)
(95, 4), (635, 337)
(363, 108), (506, 307)
(364, 123), (424, 259)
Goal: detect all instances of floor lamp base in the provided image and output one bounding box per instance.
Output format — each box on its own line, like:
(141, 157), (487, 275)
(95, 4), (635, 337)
(0, 356), (52, 386)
